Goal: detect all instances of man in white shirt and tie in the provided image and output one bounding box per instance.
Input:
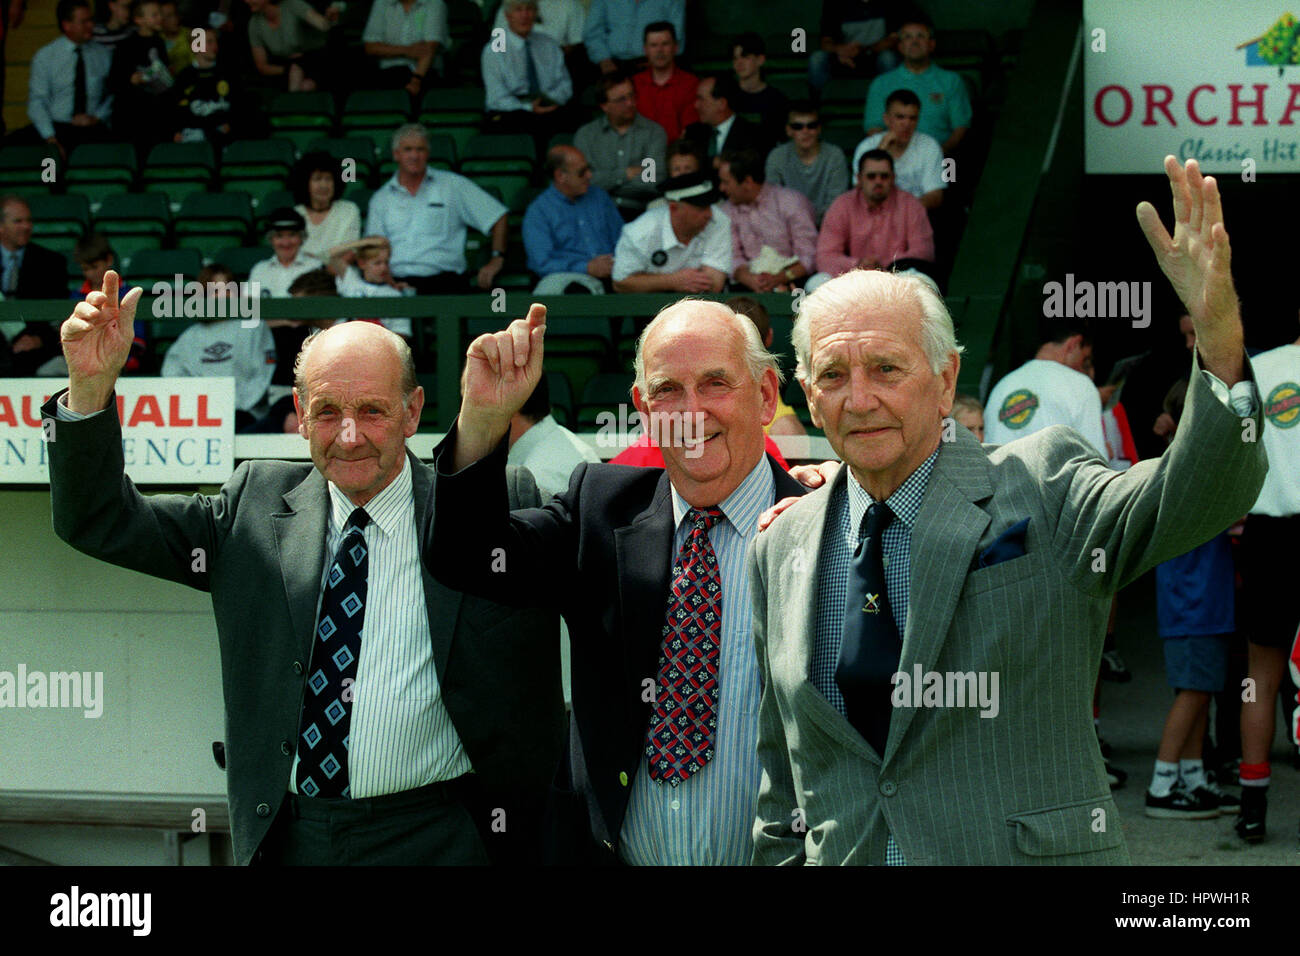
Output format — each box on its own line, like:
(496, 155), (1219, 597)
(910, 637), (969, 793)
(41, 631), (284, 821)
(21, 0), (113, 161)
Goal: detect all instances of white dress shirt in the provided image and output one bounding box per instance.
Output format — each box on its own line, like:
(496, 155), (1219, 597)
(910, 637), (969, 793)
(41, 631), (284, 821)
(365, 169), (508, 276)
(481, 26), (572, 112)
(248, 251), (323, 298)
(28, 36), (113, 139)
(612, 203), (732, 281)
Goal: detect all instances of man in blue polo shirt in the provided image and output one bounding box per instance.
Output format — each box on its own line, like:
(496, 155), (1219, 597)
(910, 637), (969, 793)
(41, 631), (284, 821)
(523, 145), (625, 294)
(863, 16), (971, 155)
(365, 123), (510, 294)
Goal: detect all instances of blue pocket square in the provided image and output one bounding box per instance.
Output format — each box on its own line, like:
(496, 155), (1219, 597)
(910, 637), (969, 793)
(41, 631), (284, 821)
(976, 518), (1030, 569)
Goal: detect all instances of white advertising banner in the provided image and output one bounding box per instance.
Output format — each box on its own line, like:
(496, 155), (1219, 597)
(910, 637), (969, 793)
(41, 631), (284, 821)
(0, 378), (236, 484)
(1085, 1), (1300, 173)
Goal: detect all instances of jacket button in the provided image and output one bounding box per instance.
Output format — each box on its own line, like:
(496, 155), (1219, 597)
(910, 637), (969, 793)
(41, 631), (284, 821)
(879, 780), (897, 797)
(292, 660), (303, 675)
(281, 740), (292, 756)
(256, 802), (272, 817)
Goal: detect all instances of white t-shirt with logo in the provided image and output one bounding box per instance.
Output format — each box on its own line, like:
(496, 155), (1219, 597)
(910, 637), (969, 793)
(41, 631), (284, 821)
(983, 358), (1106, 457)
(161, 320), (278, 413)
(1250, 343), (1300, 516)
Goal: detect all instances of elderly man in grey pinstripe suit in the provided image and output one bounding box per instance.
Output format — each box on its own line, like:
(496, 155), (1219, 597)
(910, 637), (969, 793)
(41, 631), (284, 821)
(748, 156), (1268, 864)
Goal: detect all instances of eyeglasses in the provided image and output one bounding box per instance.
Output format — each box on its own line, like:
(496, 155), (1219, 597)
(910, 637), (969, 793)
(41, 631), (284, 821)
(787, 121), (820, 130)
(862, 172), (891, 180)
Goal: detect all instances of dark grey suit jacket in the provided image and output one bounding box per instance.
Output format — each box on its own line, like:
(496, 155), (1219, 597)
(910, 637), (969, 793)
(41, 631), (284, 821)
(43, 389), (564, 865)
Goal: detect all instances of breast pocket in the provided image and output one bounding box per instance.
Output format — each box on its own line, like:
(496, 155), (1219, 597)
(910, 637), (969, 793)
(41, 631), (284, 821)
(962, 552), (1041, 598)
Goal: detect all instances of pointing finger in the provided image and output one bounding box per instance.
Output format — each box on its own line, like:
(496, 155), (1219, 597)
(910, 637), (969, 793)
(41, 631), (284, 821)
(102, 269), (119, 311)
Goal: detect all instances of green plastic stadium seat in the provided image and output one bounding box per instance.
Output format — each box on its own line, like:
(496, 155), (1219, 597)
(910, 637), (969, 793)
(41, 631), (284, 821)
(126, 247), (204, 285)
(174, 191), (254, 250)
(27, 193), (90, 238)
(460, 134), (536, 175)
(210, 246), (272, 279)
(64, 143), (137, 196)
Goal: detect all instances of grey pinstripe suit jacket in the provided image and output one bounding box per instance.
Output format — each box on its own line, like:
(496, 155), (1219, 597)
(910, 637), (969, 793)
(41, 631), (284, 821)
(748, 357), (1267, 865)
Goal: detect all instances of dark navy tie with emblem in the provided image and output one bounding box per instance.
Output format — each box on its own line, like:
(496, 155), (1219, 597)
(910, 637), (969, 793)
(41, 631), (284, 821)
(836, 501), (899, 756)
(295, 506), (370, 798)
(646, 506), (725, 785)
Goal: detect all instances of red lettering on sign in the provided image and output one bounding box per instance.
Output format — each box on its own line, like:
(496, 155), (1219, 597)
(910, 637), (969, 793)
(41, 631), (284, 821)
(1187, 85), (1217, 126)
(196, 395), (222, 426)
(168, 395), (194, 427)
(127, 395), (165, 427)
(0, 396), (14, 427)
(21, 395), (44, 427)
(1227, 84), (1268, 126)
(1142, 85), (1176, 126)
(1279, 84), (1300, 126)
(1094, 85), (1132, 126)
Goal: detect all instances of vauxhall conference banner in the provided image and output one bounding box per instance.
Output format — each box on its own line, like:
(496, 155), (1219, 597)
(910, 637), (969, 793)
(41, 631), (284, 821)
(1085, 0), (1300, 173)
(0, 378), (236, 484)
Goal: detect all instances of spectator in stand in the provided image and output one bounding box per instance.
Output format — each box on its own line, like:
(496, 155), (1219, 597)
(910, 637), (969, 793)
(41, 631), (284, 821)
(249, 207), (324, 297)
(291, 150), (361, 261)
(864, 16), (971, 155)
(686, 74), (767, 163)
(158, 0), (194, 73)
(764, 101), (851, 225)
(950, 392), (983, 440)
(584, 0), (683, 75)
(244, 0), (337, 92)
(1, 195), (79, 376)
(21, 0), (113, 160)
(493, 0), (585, 56)
(482, 0), (573, 147)
(727, 295), (806, 437)
(328, 236), (413, 339)
(573, 72), (666, 217)
(522, 144), (624, 295)
(109, 0), (174, 157)
(507, 375), (600, 498)
(71, 232), (148, 374)
(161, 263), (283, 432)
(611, 170), (730, 293)
(362, 0), (447, 96)
(730, 32), (788, 147)
(171, 26), (234, 145)
(809, 0), (912, 94)
(853, 88), (945, 209)
(717, 148), (817, 294)
(1235, 311), (1300, 843)
(93, 0), (135, 51)
(631, 21), (696, 142)
(808, 149), (933, 289)
(665, 137), (702, 177)
(366, 124), (509, 293)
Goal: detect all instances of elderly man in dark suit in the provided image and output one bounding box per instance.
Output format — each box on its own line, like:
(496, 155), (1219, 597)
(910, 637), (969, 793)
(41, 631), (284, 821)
(426, 298), (805, 864)
(749, 156), (1267, 865)
(3, 194), (78, 375)
(43, 275), (564, 865)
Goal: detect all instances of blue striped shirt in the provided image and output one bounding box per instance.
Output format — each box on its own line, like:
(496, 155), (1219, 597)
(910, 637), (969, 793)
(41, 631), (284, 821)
(811, 449), (939, 865)
(619, 456), (775, 865)
(290, 454), (473, 796)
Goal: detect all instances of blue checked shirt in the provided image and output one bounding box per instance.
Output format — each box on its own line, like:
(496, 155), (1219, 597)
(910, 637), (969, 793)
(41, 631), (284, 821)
(811, 447), (939, 865)
(619, 456), (775, 865)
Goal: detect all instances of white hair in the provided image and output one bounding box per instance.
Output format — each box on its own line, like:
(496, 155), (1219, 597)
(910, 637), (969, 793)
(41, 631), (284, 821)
(632, 298), (783, 397)
(391, 123), (430, 154)
(791, 269), (963, 381)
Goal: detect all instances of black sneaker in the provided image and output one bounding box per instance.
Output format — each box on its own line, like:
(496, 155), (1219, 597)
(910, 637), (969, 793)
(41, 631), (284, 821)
(1235, 786), (1267, 842)
(1145, 785), (1219, 819)
(1192, 782), (1239, 815)
(1106, 761), (1127, 789)
(1100, 649), (1132, 682)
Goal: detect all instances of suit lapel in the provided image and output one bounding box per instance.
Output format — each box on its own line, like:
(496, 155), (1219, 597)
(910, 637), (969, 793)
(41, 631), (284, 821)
(273, 467), (330, 664)
(411, 450), (460, 678)
(613, 473), (674, 719)
(885, 431), (993, 762)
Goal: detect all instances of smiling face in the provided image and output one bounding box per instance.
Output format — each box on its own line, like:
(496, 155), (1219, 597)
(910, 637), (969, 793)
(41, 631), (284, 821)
(633, 304), (778, 507)
(786, 111), (821, 150)
(294, 324), (422, 506)
(717, 162), (759, 205)
(802, 282), (958, 499)
(270, 228), (303, 263)
(308, 169), (336, 209)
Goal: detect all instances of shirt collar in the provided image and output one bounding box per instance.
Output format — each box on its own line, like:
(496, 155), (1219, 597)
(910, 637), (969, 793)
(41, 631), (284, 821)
(387, 168), (438, 192)
(845, 446), (939, 537)
(327, 452), (411, 539)
(669, 453), (775, 540)
(714, 113), (736, 142)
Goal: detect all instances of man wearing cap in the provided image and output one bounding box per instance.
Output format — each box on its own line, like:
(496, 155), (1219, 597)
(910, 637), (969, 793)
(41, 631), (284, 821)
(249, 208), (324, 298)
(611, 170), (730, 293)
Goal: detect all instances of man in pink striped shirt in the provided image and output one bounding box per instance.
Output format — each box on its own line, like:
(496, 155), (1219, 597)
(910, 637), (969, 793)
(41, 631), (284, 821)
(717, 148), (819, 293)
(809, 149), (933, 290)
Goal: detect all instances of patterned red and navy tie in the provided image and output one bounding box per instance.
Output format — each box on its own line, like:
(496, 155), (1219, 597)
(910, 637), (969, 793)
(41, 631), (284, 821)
(646, 506), (724, 786)
(295, 506), (369, 798)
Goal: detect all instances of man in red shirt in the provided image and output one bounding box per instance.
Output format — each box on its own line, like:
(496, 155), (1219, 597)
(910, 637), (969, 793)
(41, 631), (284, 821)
(631, 20), (698, 143)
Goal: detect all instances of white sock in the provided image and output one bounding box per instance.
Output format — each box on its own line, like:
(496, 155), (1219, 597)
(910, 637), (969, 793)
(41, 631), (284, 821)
(1149, 760), (1179, 797)
(1179, 759), (1206, 791)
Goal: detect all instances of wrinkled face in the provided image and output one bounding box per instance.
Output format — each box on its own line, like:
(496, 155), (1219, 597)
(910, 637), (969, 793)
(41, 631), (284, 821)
(695, 78), (727, 126)
(601, 80), (637, 126)
(786, 112), (820, 150)
(668, 152), (699, 178)
(504, 2), (536, 35)
(803, 296), (957, 491)
(732, 47), (763, 82)
(135, 1), (162, 32)
(669, 200), (712, 240)
(717, 163), (758, 205)
(633, 310), (777, 505)
(644, 30), (676, 69)
(0, 201), (32, 247)
(308, 169), (336, 208)
(359, 248), (391, 284)
(295, 336), (422, 505)
(555, 154), (592, 198)
(898, 23), (934, 63)
(393, 134), (429, 177)
(270, 229), (303, 261)
(63, 5), (95, 42)
(859, 158), (894, 203)
(883, 102), (919, 145)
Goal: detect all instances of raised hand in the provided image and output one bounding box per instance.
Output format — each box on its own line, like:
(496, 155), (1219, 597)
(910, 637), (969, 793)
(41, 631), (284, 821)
(60, 270), (144, 413)
(453, 303), (546, 469)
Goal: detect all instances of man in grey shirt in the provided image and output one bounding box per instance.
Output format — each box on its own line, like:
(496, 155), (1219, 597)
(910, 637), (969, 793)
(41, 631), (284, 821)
(763, 100), (850, 225)
(574, 72), (667, 217)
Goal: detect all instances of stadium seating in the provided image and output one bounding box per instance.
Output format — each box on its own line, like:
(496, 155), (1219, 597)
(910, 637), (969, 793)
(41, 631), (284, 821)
(173, 192), (255, 251)
(63, 144), (137, 197)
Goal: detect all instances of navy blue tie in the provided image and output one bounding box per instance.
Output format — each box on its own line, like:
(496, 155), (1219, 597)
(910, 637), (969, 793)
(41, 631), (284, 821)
(836, 502), (899, 756)
(295, 506), (370, 798)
